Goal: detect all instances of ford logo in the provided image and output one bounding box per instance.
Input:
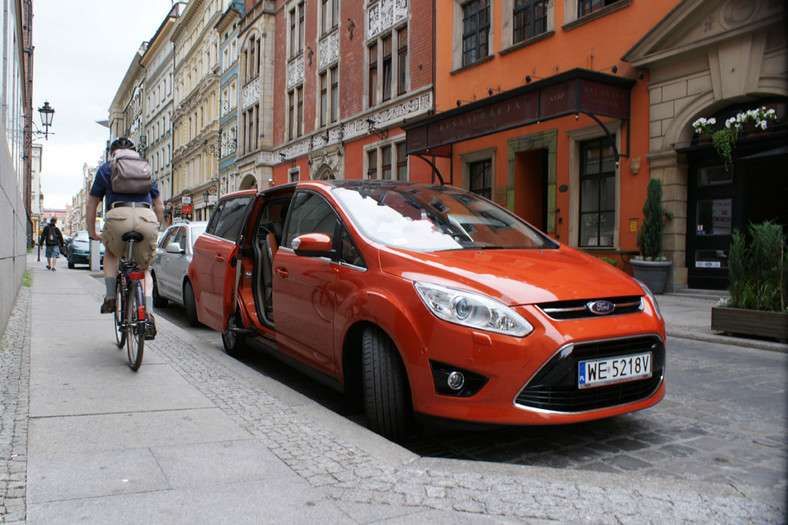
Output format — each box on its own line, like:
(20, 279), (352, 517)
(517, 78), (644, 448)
(587, 300), (615, 315)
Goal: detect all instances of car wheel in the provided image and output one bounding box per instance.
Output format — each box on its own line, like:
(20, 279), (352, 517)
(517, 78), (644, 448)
(152, 273), (168, 308)
(222, 309), (247, 357)
(361, 327), (412, 442)
(67, 259), (74, 269)
(183, 281), (199, 327)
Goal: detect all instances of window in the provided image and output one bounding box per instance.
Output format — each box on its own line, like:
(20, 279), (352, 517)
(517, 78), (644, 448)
(289, 2), (305, 59)
(366, 141), (408, 181)
(318, 65), (339, 127)
(368, 25), (408, 107)
(208, 196), (254, 241)
(462, 0), (490, 67)
(397, 27), (408, 96)
(469, 159), (492, 199)
(579, 139), (616, 247)
(283, 192), (338, 248)
(513, 0), (547, 43)
(321, 0), (339, 35)
(368, 42), (378, 107)
(288, 86), (303, 140)
(578, 0), (622, 16)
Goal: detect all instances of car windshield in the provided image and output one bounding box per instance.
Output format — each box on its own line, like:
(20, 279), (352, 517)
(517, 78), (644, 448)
(333, 184), (557, 252)
(74, 231), (89, 242)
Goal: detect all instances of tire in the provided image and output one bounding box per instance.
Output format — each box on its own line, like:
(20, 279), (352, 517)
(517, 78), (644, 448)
(126, 282), (145, 371)
(152, 273), (168, 308)
(183, 281), (199, 327)
(222, 309), (247, 357)
(114, 277), (126, 348)
(67, 259), (74, 269)
(361, 327), (412, 442)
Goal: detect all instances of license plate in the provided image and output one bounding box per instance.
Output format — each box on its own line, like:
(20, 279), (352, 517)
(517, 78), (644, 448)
(578, 352), (652, 389)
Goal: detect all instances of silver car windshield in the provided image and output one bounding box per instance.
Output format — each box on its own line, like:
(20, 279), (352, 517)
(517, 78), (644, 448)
(333, 185), (557, 252)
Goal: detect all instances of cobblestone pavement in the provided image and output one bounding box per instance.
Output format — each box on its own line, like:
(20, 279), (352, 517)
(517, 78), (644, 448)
(3, 273), (786, 524)
(0, 288), (29, 524)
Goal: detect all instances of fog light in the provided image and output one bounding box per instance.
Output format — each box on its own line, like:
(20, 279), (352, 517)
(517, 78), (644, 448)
(447, 371), (465, 391)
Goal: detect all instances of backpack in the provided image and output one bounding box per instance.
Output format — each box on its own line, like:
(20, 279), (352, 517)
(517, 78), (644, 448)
(46, 225), (55, 243)
(110, 149), (153, 194)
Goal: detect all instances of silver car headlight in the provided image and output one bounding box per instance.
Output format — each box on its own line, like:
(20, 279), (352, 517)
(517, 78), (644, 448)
(414, 281), (533, 337)
(634, 278), (663, 321)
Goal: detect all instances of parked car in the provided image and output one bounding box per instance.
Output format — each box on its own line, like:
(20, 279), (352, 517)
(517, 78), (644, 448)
(189, 181), (666, 441)
(151, 220), (208, 325)
(67, 230), (104, 269)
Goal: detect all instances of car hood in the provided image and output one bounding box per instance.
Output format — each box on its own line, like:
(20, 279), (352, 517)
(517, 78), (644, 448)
(378, 246), (643, 305)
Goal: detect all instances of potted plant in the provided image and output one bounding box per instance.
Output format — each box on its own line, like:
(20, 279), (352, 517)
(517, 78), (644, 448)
(631, 178), (672, 294)
(692, 106), (777, 170)
(711, 221), (788, 342)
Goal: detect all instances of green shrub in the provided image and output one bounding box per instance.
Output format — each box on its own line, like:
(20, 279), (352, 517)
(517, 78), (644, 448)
(637, 178), (664, 260)
(727, 221), (786, 312)
(599, 257), (618, 267)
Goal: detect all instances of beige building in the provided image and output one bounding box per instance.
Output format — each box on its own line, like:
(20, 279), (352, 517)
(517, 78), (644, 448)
(624, 0), (787, 290)
(30, 143), (44, 242)
(170, 0), (226, 222)
(234, 1), (275, 192)
(109, 43), (149, 155)
(141, 4), (184, 213)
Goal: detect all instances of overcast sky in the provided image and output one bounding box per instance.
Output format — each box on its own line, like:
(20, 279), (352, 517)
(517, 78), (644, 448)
(34, 1), (178, 210)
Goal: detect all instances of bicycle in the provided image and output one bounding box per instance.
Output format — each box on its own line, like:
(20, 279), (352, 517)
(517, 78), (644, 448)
(112, 231), (150, 370)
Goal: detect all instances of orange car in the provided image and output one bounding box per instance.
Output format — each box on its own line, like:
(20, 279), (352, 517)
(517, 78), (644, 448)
(189, 181), (665, 440)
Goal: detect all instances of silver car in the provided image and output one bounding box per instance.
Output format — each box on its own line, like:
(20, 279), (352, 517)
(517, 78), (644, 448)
(151, 220), (208, 325)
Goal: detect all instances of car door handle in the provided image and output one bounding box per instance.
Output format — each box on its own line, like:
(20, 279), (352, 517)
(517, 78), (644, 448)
(275, 267), (288, 279)
(215, 255), (224, 262)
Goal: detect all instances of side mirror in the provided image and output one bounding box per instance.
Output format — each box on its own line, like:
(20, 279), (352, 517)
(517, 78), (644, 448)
(166, 243), (185, 254)
(292, 233), (335, 258)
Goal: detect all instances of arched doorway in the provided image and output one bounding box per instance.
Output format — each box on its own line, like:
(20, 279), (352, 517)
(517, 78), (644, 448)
(313, 164), (336, 181)
(238, 174), (259, 191)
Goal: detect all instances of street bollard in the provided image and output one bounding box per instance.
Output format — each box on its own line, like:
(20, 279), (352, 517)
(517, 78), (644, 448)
(90, 240), (101, 271)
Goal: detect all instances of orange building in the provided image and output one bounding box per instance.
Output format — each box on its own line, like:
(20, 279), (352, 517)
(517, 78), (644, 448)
(402, 0), (786, 291)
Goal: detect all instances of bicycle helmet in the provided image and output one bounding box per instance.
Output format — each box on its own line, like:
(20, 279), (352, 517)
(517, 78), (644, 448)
(109, 137), (136, 154)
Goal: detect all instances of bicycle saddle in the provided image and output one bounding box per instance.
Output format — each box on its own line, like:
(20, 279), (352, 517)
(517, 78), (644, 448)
(121, 231), (145, 243)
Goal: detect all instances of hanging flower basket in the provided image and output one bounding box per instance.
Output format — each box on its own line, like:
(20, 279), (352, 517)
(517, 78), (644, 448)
(692, 107), (777, 170)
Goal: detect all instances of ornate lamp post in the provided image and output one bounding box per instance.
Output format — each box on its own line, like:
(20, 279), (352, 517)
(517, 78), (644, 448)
(37, 101), (55, 139)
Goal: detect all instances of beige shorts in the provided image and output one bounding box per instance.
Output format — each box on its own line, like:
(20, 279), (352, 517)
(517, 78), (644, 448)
(102, 207), (160, 269)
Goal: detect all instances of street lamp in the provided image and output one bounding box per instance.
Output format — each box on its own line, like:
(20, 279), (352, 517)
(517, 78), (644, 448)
(37, 101), (55, 140)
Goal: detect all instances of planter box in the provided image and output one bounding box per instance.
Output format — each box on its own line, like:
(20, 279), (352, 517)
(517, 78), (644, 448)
(631, 259), (672, 295)
(711, 306), (788, 342)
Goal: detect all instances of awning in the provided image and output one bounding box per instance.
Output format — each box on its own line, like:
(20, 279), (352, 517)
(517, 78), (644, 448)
(403, 68), (635, 159)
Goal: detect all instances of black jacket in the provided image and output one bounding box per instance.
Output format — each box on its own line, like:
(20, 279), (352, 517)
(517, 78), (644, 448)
(40, 224), (64, 247)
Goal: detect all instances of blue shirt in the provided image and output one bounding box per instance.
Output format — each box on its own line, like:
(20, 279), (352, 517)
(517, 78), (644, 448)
(90, 158), (160, 210)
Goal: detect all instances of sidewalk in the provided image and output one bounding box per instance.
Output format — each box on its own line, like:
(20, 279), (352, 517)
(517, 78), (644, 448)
(0, 254), (784, 524)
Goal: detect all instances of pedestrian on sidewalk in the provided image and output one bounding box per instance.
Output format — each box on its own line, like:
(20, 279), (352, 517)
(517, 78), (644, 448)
(38, 217), (65, 271)
(86, 137), (164, 339)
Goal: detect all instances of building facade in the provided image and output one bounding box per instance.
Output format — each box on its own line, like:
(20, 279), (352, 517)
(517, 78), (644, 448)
(141, 3), (184, 217)
(215, 2), (244, 198)
(109, 43), (149, 156)
(170, 0), (226, 222)
(624, 0), (787, 289)
(0, 0), (31, 333)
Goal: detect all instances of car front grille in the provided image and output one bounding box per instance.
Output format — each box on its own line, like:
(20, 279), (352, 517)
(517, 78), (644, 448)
(537, 296), (643, 320)
(515, 336), (664, 413)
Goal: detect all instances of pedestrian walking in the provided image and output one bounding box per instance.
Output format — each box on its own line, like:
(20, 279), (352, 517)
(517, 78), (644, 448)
(38, 217), (65, 271)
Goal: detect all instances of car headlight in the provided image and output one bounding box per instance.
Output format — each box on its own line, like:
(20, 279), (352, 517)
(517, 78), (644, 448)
(634, 278), (663, 321)
(414, 281), (533, 337)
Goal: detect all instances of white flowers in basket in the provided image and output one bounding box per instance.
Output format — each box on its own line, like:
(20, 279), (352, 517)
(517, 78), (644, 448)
(691, 106), (778, 170)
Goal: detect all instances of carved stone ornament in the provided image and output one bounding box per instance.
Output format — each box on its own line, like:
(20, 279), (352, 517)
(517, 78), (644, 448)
(318, 32), (339, 70)
(368, 0), (408, 40)
(243, 79), (260, 109)
(287, 55), (304, 89)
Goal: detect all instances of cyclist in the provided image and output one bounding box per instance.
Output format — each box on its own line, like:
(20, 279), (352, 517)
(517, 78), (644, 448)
(87, 137), (164, 338)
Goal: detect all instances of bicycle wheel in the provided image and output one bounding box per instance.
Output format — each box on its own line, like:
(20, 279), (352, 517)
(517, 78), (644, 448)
(126, 281), (145, 371)
(114, 275), (126, 348)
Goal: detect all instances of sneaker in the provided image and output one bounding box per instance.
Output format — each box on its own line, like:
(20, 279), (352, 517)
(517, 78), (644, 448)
(100, 298), (115, 314)
(46, 265), (50, 270)
(51, 268), (56, 271)
(145, 313), (157, 340)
